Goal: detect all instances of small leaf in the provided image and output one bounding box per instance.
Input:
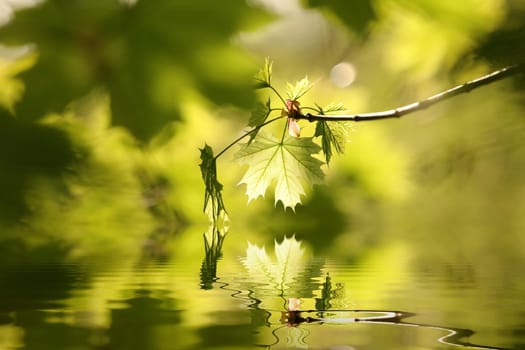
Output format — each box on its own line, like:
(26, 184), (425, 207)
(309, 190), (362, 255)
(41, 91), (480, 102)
(316, 102), (347, 114)
(235, 132), (324, 210)
(0, 47), (37, 114)
(248, 98), (272, 143)
(286, 76), (313, 101)
(199, 144), (228, 224)
(254, 57), (273, 89)
(315, 120), (351, 165)
(249, 98), (272, 127)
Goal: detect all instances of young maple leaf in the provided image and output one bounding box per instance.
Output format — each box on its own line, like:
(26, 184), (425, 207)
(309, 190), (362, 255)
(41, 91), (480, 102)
(315, 120), (351, 165)
(254, 57), (273, 89)
(286, 76), (313, 100)
(234, 132), (324, 210)
(199, 144), (227, 224)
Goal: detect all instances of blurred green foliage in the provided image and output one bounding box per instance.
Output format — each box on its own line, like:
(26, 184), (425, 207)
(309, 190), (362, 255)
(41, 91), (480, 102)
(0, 4), (524, 349)
(0, 0), (524, 274)
(0, 0), (266, 139)
(306, 0), (376, 34)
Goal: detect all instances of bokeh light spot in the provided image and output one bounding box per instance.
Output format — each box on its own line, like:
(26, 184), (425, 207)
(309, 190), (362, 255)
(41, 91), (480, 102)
(329, 62), (356, 88)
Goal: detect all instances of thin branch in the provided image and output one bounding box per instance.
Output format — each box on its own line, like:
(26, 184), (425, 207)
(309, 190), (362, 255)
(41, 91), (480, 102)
(214, 115), (284, 159)
(296, 63), (525, 122)
(269, 85), (287, 107)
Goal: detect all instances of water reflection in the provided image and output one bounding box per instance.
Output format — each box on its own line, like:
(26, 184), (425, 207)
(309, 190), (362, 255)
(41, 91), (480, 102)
(200, 227), (227, 290)
(280, 308), (511, 350)
(240, 272), (512, 350)
(108, 289), (182, 349)
(0, 264), (87, 311)
(0, 253), (523, 349)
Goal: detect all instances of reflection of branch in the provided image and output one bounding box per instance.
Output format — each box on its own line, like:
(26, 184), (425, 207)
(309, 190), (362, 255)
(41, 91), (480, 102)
(296, 63), (525, 122)
(284, 309), (511, 350)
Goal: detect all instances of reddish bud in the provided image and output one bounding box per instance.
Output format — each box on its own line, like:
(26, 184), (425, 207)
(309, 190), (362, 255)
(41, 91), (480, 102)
(288, 118), (301, 137)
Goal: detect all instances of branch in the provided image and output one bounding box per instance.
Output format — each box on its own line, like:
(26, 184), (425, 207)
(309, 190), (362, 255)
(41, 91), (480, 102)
(297, 63), (525, 122)
(214, 115), (284, 159)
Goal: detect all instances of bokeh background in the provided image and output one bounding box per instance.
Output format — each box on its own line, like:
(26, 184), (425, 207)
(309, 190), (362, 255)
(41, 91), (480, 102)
(0, 0), (524, 272)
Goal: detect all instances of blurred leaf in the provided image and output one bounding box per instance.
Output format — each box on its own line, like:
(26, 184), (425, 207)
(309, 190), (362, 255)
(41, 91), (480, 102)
(306, 0), (376, 34)
(242, 235), (307, 292)
(473, 4), (525, 78)
(235, 132), (324, 210)
(315, 120), (351, 165)
(0, 0), (263, 139)
(0, 46), (36, 113)
(286, 76), (313, 101)
(254, 57), (273, 89)
(0, 112), (78, 223)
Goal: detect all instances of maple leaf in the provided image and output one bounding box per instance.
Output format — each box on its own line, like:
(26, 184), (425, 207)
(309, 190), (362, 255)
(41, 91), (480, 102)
(315, 120), (352, 165)
(286, 76), (313, 100)
(253, 57), (273, 89)
(249, 98), (272, 127)
(235, 132), (324, 210)
(199, 144), (228, 225)
(248, 97), (272, 143)
(313, 103), (351, 165)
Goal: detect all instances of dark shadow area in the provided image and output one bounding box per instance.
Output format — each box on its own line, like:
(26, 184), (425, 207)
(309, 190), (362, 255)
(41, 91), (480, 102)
(0, 264), (87, 312)
(108, 289), (182, 349)
(0, 113), (78, 224)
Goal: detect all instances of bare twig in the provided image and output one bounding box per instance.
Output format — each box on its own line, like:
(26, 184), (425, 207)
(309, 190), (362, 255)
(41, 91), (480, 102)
(297, 63), (525, 122)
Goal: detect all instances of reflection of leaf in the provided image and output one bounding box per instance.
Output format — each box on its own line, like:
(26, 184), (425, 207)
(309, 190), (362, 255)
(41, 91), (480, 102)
(315, 120), (351, 165)
(235, 132), (324, 210)
(242, 235), (307, 292)
(200, 224), (227, 290)
(286, 76), (313, 100)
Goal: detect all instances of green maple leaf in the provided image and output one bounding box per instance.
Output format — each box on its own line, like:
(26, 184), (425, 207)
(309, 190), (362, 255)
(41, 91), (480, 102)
(248, 97), (272, 143)
(242, 235), (308, 293)
(254, 57), (273, 89)
(235, 132), (324, 210)
(249, 97), (272, 127)
(199, 144), (228, 225)
(315, 120), (351, 165)
(313, 103), (351, 165)
(317, 102), (347, 114)
(286, 76), (314, 100)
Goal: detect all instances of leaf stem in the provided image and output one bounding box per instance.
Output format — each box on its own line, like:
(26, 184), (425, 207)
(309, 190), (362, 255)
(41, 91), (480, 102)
(269, 85), (288, 107)
(301, 106), (322, 113)
(214, 115), (285, 159)
(280, 118), (288, 143)
(295, 63), (525, 122)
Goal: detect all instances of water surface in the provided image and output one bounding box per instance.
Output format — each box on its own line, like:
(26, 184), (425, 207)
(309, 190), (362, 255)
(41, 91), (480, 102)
(0, 253), (523, 350)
